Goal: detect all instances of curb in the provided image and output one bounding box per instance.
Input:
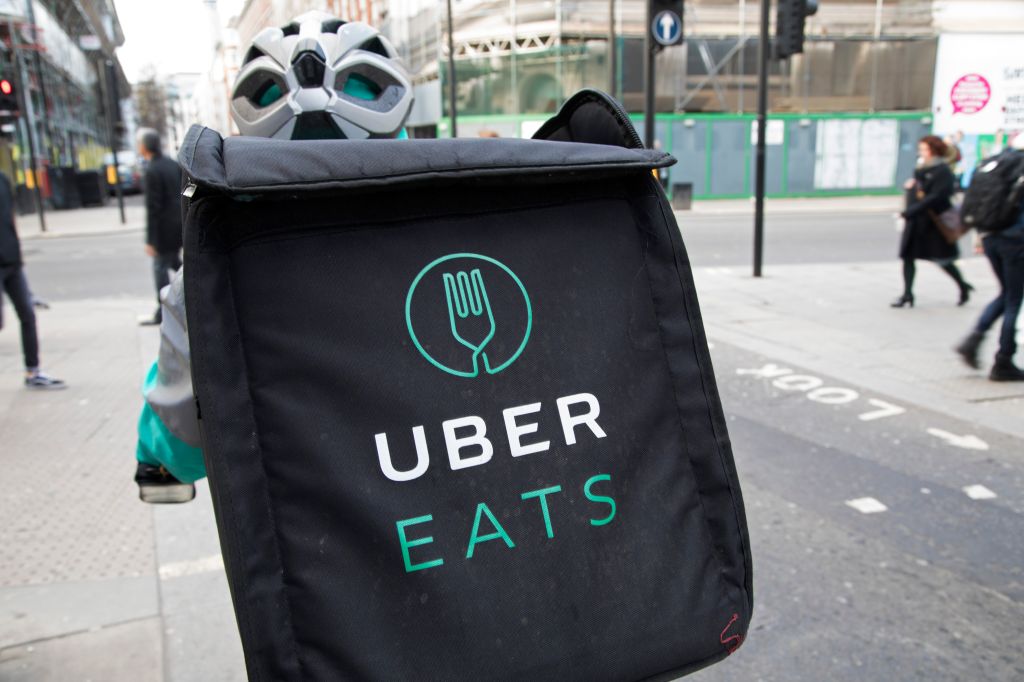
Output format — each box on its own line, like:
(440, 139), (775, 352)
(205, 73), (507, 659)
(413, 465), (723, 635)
(686, 205), (902, 216)
(20, 226), (145, 241)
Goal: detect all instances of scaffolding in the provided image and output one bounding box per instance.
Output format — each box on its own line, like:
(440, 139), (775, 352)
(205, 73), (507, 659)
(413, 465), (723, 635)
(383, 0), (940, 120)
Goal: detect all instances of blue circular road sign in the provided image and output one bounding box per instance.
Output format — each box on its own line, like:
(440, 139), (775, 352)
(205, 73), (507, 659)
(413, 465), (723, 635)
(652, 10), (682, 47)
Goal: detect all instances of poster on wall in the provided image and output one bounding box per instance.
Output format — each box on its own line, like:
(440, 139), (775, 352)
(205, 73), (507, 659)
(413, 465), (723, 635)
(814, 119), (898, 190)
(858, 119), (900, 188)
(815, 120), (860, 189)
(932, 34), (1024, 135)
(750, 120), (784, 146)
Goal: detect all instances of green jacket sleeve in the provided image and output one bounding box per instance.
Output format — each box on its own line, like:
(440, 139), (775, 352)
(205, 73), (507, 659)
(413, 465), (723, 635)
(136, 362), (206, 483)
(135, 267), (205, 483)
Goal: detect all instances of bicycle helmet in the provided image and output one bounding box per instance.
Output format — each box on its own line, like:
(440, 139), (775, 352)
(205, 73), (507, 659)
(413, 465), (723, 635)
(230, 11), (413, 140)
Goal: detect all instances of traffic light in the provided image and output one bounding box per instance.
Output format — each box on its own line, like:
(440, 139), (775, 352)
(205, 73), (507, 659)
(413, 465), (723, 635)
(775, 0), (818, 59)
(0, 78), (19, 118)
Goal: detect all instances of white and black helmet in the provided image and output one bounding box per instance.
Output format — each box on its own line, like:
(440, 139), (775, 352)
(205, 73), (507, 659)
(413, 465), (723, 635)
(230, 12), (413, 140)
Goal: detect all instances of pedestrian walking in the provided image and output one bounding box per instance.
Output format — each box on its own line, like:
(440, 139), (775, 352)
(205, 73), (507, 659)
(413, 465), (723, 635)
(137, 128), (182, 326)
(892, 135), (974, 308)
(955, 134), (1024, 381)
(0, 173), (66, 389)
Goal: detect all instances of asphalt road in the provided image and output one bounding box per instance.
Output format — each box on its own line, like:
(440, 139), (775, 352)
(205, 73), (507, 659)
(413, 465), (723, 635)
(690, 342), (1023, 681)
(16, 206), (907, 305)
(8, 205), (1021, 680)
(679, 209), (905, 267)
(20, 231), (151, 304)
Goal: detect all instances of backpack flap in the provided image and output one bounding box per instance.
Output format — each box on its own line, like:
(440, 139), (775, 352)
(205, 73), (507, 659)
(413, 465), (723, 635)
(532, 89), (645, 149)
(178, 122), (670, 197)
(180, 115), (752, 681)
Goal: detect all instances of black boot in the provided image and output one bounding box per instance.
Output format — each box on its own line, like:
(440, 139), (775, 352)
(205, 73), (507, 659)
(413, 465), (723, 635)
(139, 309), (162, 326)
(955, 332), (984, 369)
(890, 293), (914, 308)
(940, 263), (972, 306)
(958, 282), (974, 306)
(990, 354), (1024, 382)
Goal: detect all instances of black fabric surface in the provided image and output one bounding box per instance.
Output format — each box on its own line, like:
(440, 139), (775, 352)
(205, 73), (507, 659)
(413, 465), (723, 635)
(532, 89), (643, 149)
(901, 162), (958, 261)
(178, 126), (673, 195)
(183, 95), (750, 681)
(144, 155), (184, 253)
(0, 175), (21, 266)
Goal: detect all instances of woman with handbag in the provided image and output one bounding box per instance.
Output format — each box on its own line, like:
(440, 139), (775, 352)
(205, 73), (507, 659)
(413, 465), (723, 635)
(892, 135), (973, 308)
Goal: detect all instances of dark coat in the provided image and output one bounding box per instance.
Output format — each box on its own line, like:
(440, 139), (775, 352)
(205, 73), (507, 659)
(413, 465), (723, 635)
(0, 174), (21, 266)
(900, 161), (958, 261)
(143, 155), (183, 254)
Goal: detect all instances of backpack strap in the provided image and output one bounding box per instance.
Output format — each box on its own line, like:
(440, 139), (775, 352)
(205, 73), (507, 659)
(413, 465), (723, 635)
(532, 89), (645, 150)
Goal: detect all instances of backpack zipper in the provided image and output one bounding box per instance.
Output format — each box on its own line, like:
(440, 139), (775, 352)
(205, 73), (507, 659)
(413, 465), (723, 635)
(596, 92), (646, 150)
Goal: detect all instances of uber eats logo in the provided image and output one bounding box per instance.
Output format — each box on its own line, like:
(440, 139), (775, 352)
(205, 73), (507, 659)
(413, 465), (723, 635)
(384, 253), (619, 575)
(405, 253), (532, 377)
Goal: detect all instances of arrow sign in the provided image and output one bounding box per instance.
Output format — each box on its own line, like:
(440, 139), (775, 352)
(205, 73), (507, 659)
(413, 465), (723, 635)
(926, 428), (990, 451)
(652, 10), (682, 47)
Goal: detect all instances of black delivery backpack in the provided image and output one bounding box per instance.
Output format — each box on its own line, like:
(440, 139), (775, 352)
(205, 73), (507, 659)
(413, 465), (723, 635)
(178, 90), (752, 682)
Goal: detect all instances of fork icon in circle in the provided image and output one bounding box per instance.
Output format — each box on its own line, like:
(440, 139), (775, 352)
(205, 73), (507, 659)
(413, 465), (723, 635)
(442, 268), (497, 376)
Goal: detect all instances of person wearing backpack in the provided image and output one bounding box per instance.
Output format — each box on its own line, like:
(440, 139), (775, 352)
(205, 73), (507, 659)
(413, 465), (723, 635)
(892, 135), (974, 308)
(955, 134), (1024, 381)
(134, 12), (415, 502)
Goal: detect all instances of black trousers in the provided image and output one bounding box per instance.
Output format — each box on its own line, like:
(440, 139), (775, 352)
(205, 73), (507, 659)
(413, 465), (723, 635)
(0, 264), (39, 369)
(975, 233), (1024, 358)
(153, 250), (182, 304)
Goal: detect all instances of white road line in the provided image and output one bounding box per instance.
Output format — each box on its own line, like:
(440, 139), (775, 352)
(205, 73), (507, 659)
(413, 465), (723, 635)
(962, 484), (997, 501)
(926, 428), (990, 451)
(845, 497), (888, 514)
(807, 387), (859, 405)
(772, 374), (824, 391)
(159, 554), (225, 580)
(736, 364), (792, 378)
(857, 399), (906, 422)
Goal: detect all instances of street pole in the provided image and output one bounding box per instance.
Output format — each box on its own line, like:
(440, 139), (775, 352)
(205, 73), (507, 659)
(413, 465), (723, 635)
(104, 60), (125, 224)
(608, 0), (616, 97)
(445, 0), (457, 138)
(868, 0), (883, 113)
(8, 17), (44, 232)
(25, 0), (52, 203)
(643, 1), (656, 149)
(753, 0), (770, 278)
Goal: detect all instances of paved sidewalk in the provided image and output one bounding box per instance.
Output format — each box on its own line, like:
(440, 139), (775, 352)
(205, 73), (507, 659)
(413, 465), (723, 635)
(692, 255), (1024, 442)
(17, 197), (144, 240)
(690, 194), (902, 215)
(0, 295), (160, 680)
(0, 293), (242, 681)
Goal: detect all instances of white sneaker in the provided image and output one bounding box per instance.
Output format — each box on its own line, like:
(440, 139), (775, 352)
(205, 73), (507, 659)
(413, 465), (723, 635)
(24, 372), (67, 390)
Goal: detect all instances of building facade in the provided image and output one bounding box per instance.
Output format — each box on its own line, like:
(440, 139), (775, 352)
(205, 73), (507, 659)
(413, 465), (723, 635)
(0, 0), (130, 211)
(381, 0), (1023, 198)
(189, 0), (1024, 199)
(383, 0), (1023, 126)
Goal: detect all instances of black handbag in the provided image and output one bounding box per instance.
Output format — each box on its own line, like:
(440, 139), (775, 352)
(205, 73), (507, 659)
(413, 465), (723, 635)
(178, 89), (752, 681)
(917, 186), (966, 244)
